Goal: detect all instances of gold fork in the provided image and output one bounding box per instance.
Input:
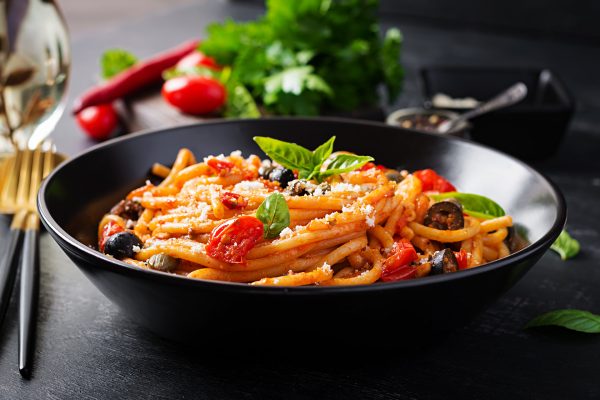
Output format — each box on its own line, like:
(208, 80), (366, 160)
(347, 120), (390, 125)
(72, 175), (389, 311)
(0, 144), (57, 378)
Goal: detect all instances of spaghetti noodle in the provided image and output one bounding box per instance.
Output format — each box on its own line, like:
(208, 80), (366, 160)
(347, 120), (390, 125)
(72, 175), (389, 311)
(98, 141), (516, 286)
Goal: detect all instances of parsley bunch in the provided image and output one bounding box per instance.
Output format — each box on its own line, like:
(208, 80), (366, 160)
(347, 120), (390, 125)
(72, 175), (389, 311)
(199, 0), (403, 116)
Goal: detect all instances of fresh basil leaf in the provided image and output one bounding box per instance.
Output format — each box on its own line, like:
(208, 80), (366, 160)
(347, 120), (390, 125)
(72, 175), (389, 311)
(318, 154), (374, 177)
(526, 309), (600, 333)
(430, 192), (505, 220)
(311, 136), (335, 167)
(550, 230), (580, 260)
(256, 193), (290, 239)
(253, 136), (314, 173)
(101, 49), (137, 79)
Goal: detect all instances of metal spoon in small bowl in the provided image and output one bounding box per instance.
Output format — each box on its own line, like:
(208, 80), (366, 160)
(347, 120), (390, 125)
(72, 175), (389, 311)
(437, 82), (528, 134)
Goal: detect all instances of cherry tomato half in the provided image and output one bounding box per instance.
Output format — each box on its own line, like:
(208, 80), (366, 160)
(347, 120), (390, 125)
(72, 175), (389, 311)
(380, 265), (417, 282)
(176, 50), (221, 71)
(382, 239), (418, 278)
(206, 216), (264, 264)
(207, 158), (234, 173)
(413, 169), (456, 193)
(454, 249), (468, 270)
(162, 76), (226, 115)
(220, 192), (248, 210)
(76, 104), (119, 141)
(99, 220), (124, 252)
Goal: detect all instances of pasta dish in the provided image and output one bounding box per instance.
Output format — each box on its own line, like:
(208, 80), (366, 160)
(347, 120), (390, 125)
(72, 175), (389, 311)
(97, 136), (515, 286)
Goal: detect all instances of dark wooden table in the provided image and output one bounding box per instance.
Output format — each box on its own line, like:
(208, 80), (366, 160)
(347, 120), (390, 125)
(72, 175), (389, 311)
(1, 2), (600, 399)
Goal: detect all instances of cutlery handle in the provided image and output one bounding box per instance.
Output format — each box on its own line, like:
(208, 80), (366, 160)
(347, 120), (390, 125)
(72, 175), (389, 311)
(0, 211), (26, 328)
(18, 213), (40, 379)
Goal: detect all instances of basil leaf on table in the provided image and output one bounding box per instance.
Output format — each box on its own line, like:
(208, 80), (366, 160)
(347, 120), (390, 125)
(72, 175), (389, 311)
(101, 49), (137, 79)
(526, 309), (600, 333)
(430, 192), (505, 220)
(253, 136), (315, 175)
(550, 230), (580, 260)
(256, 193), (290, 239)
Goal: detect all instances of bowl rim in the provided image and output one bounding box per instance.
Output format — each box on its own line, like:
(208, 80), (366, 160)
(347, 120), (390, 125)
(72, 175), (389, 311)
(38, 117), (567, 295)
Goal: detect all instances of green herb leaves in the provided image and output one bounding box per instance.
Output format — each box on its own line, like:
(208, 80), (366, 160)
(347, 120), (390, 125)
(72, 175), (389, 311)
(550, 230), (580, 260)
(526, 309), (600, 333)
(101, 49), (137, 79)
(253, 136), (373, 182)
(198, 0), (403, 116)
(256, 193), (290, 239)
(430, 192), (505, 220)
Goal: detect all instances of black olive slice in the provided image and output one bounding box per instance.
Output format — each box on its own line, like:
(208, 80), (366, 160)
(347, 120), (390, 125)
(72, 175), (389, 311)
(424, 201), (464, 230)
(430, 248), (459, 275)
(104, 232), (142, 259)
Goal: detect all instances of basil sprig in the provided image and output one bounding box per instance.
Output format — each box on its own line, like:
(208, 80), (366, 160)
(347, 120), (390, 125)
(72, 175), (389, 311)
(430, 192), (505, 220)
(550, 230), (580, 260)
(256, 193), (290, 239)
(253, 136), (373, 182)
(526, 309), (600, 333)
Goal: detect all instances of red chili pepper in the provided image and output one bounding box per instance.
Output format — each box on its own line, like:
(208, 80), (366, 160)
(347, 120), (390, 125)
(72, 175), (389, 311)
(99, 221), (124, 252)
(413, 169), (456, 192)
(72, 40), (200, 114)
(455, 249), (468, 270)
(207, 158), (234, 172)
(220, 192), (248, 210)
(382, 239), (418, 278)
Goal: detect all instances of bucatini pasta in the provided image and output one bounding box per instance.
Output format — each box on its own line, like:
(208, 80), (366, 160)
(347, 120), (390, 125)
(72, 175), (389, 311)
(97, 136), (520, 286)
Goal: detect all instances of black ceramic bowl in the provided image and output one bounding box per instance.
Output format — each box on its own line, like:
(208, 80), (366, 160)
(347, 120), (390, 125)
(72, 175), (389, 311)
(39, 118), (566, 343)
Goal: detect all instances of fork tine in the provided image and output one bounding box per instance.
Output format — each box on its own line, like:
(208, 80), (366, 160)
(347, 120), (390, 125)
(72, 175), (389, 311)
(16, 148), (32, 209)
(27, 146), (43, 211)
(42, 143), (55, 179)
(0, 148), (22, 212)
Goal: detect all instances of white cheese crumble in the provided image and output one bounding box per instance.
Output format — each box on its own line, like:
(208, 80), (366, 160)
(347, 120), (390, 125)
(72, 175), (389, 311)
(230, 150), (242, 157)
(132, 245), (141, 253)
(330, 183), (362, 193)
(234, 180), (265, 191)
(321, 262), (332, 273)
(203, 154), (226, 163)
(361, 204), (376, 227)
(279, 227), (294, 238)
(199, 205), (210, 222)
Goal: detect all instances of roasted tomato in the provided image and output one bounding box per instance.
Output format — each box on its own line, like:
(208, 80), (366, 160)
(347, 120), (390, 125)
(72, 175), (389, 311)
(206, 216), (264, 264)
(162, 76), (226, 115)
(220, 192), (248, 210)
(207, 158), (234, 173)
(454, 249), (468, 270)
(381, 239), (418, 280)
(413, 169), (456, 192)
(99, 220), (124, 252)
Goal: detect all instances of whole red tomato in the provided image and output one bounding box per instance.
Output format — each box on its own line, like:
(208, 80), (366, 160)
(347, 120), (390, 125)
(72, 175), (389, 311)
(76, 104), (119, 141)
(206, 216), (264, 264)
(162, 76), (226, 115)
(176, 50), (221, 70)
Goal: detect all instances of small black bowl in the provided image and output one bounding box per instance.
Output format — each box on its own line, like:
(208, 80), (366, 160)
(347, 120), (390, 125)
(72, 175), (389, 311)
(421, 67), (574, 160)
(38, 118), (566, 343)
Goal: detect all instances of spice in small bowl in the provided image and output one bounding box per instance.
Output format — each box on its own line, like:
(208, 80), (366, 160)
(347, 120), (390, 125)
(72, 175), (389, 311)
(386, 108), (469, 137)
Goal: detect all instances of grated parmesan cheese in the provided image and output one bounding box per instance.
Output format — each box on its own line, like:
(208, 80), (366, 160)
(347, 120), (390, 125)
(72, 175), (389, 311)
(234, 180), (265, 191)
(321, 262), (332, 273)
(279, 227), (294, 238)
(361, 204), (376, 227)
(330, 183), (362, 193)
(132, 245), (141, 253)
(230, 150), (242, 157)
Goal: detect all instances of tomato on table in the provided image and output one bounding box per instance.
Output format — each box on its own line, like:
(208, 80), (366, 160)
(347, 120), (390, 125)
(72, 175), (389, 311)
(76, 104), (119, 141)
(176, 50), (221, 71)
(381, 239), (418, 281)
(162, 76), (226, 115)
(206, 216), (264, 264)
(413, 169), (456, 192)
(99, 220), (124, 252)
